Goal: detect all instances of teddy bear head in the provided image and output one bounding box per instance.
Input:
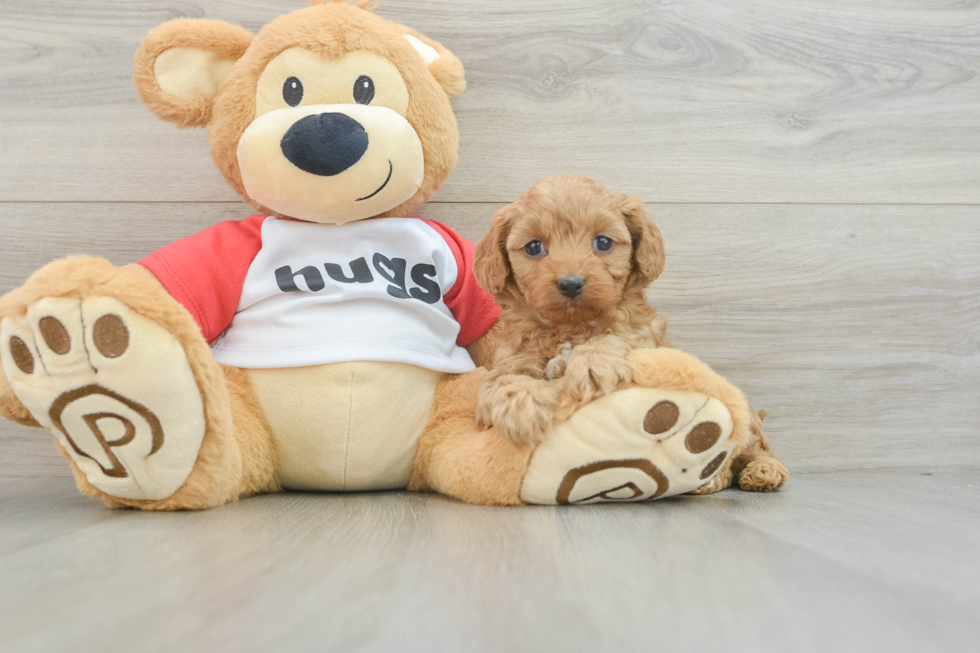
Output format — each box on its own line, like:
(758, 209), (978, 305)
(133, 0), (465, 224)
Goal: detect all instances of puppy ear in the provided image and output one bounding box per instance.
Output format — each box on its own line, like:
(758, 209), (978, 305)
(400, 30), (467, 98)
(622, 196), (665, 288)
(134, 19), (253, 128)
(474, 205), (516, 295)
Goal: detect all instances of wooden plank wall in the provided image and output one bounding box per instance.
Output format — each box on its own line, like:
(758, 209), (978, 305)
(1, 0), (978, 476)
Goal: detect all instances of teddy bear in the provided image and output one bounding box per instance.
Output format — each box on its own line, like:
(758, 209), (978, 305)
(0, 0), (780, 510)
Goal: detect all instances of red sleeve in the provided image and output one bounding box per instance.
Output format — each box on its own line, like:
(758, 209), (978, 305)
(140, 215), (266, 344)
(421, 219), (500, 347)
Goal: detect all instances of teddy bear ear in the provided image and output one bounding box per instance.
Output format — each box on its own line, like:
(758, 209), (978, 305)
(134, 19), (253, 129)
(400, 31), (467, 98)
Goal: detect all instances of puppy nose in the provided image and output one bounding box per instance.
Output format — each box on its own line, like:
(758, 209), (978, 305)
(557, 276), (586, 299)
(280, 112), (369, 177)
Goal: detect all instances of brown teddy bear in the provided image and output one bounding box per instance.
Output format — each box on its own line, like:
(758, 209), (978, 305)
(0, 0), (779, 510)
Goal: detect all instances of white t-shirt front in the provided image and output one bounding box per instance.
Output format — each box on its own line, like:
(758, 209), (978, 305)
(141, 215), (500, 373)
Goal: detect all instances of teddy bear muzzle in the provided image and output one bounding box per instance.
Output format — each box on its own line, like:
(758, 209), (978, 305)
(237, 103), (425, 225)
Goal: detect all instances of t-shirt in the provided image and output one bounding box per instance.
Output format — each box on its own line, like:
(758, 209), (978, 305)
(140, 215), (499, 373)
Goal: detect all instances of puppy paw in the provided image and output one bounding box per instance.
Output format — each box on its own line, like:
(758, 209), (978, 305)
(544, 342), (572, 381)
(477, 374), (559, 445)
(562, 339), (632, 404)
(738, 455), (789, 492)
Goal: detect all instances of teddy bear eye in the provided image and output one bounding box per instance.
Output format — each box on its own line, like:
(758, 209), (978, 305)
(593, 235), (614, 253)
(353, 75), (375, 105)
(283, 77), (304, 107)
(525, 240), (548, 258)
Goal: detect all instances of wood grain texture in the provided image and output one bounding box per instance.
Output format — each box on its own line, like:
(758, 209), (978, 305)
(1, 471), (978, 652)
(1, 202), (977, 477)
(2, 2), (978, 649)
(1, 1), (980, 203)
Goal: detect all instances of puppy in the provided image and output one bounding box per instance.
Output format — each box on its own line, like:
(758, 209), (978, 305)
(472, 175), (788, 494)
(472, 175), (668, 445)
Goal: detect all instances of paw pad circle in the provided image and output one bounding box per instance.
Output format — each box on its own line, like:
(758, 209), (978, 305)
(700, 452), (728, 480)
(685, 421), (722, 453)
(9, 336), (34, 374)
(643, 400), (679, 435)
(93, 314), (129, 358)
(39, 316), (71, 354)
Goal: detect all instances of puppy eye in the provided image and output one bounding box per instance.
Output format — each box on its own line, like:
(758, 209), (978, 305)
(524, 240), (548, 258)
(354, 75), (375, 105)
(593, 235), (614, 253)
(283, 77), (304, 107)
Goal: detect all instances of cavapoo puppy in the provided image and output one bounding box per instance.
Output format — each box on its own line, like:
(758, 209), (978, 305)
(472, 175), (787, 493)
(473, 175), (667, 444)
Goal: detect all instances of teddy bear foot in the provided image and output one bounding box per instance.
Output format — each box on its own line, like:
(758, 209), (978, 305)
(1, 296), (206, 501)
(520, 388), (736, 505)
(689, 464), (734, 495)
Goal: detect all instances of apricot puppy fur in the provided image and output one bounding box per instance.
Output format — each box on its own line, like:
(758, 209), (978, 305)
(473, 175), (788, 494)
(473, 175), (668, 445)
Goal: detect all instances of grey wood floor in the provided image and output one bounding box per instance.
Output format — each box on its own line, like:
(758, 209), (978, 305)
(0, 1), (978, 651)
(2, 471), (978, 653)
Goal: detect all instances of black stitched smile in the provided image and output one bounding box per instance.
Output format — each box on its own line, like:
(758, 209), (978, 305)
(356, 160), (394, 201)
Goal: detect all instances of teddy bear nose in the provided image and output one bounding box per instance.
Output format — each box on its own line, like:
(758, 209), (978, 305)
(280, 112), (369, 176)
(557, 276), (586, 299)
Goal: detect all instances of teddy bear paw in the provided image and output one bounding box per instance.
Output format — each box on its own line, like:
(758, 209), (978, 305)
(520, 388), (736, 505)
(1, 296), (205, 501)
(689, 465), (734, 495)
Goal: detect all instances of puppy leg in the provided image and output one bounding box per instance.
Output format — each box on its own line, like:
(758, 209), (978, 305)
(476, 371), (559, 445)
(560, 335), (633, 405)
(732, 410), (789, 492)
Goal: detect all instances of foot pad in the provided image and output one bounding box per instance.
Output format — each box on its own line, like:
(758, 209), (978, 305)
(1, 297), (205, 501)
(521, 388), (736, 505)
